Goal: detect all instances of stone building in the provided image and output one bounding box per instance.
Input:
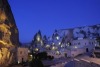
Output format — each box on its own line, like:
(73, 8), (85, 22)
(67, 38), (95, 57)
(17, 47), (28, 63)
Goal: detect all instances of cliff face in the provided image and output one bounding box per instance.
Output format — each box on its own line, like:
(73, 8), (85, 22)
(55, 24), (100, 40)
(0, 0), (19, 66)
(0, 0), (19, 46)
(73, 24), (100, 39)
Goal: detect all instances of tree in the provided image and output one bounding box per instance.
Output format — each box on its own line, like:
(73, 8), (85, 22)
(29, 52), (44, 67)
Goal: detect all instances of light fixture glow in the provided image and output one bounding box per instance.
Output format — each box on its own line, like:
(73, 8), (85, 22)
(56, 51), (60, 55)
(35, 48), (39, 51)
(46, 45), (50, 48)
(74, 46), (77, 48)
(56, 36), (59, 40)
(18, 61), (20, 64)
(58, 42), (61, 45)
(52, 46), (55, 50)
(61, 45), (63, 48)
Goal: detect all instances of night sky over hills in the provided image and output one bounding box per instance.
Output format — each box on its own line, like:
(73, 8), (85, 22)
(8, 0), (100, 43)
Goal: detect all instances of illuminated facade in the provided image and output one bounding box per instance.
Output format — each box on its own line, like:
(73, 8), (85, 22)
(17, 47), (28, 63)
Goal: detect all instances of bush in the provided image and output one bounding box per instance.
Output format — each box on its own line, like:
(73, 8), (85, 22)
(36, 52), (48, 60)
(29, 59), (44, 67)
(47, 55), (54, 60)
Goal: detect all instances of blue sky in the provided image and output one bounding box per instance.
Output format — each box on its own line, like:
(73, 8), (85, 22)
(8, 0), (100, 43)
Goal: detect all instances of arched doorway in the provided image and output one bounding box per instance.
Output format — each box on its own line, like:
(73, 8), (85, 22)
(65, 53), (67, 57)
(86, 48), (89, 52)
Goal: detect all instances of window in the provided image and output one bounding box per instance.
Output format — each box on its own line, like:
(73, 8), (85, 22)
(20, 51), (22, 54)
(85, 43), (86, 45)
(92, 42), (93, 44)
(78, 42), (80, 45)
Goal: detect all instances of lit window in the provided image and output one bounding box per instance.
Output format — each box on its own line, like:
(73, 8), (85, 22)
(74, 46), (77, 48)
(18, 61), (20, 64)
(56, 51), (60, 55)
(56, 36), (59, 40)
(46, 45), (50, 48)
(52, 46), (55, 50)
(35, 48), (39, 51)
(58, 42), (61, 45)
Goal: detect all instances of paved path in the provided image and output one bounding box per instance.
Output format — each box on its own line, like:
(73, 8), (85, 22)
(76, 55), (100, 65)
(43, 54), (100, 67)
(42, 57), (71, 67)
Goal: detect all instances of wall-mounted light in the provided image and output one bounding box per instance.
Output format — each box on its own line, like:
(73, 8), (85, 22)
(58, 42), (61, 45)
(35, 48), (39, 51)
(74, 46), (77, 48)
(56, 36), (59, 40)
(18, 61), (20, 64)
(46, 45), (50, 48)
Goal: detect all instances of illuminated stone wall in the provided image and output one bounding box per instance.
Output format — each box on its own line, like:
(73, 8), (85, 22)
(0, 0), (19, 66)
(0, 0), (19, 46)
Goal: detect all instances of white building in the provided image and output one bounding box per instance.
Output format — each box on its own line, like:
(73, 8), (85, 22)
(67, 38), (95, 57)
(47, 38), (96, 58)
(17, 47), (28, 63)
(47, 51), (65, 58)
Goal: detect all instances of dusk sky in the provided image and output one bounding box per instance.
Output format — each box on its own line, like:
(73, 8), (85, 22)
(8, 0), (100, 43)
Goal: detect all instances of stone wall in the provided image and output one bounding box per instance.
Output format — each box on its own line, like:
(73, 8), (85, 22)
(0, 0), (19, 66)
(0, 47), (16, 67)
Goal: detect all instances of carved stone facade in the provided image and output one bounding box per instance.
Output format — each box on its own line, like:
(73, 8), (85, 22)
(0, 0), (19, 66)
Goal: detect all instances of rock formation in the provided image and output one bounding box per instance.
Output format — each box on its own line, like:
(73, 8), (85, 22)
(0, 0), (19, 66)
